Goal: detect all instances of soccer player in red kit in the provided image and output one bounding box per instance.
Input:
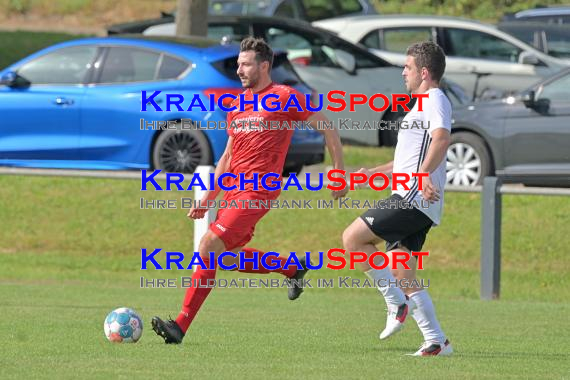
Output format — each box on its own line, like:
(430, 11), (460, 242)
(152, 37), (347, 344)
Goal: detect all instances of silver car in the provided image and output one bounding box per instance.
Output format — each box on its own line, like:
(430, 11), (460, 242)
(315, 15), (568, 100)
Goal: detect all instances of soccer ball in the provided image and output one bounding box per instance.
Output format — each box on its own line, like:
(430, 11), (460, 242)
(104, 307), (143, 343)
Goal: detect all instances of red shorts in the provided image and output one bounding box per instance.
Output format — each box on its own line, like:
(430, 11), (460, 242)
(209, 191), (275, 250)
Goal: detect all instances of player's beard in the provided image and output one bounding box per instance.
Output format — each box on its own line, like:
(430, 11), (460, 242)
(406, 67), (425, 93)
(405, 76), (421, 93)
(240, 71), (260, 89)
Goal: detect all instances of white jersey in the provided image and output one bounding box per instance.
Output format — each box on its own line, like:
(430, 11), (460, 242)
(392, 88), (452, 225)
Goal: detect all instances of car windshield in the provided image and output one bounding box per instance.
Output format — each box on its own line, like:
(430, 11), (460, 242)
(208, 0), (366, 20)
(499, 22), (570, 59)
(209, 0), (271, 16)
(212, 52), (309, 89)
(442, 79), (471, 106)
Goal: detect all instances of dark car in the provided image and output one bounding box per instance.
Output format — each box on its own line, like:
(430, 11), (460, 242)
(208, 0), (377, 21)
(142, 15), (470, 147)
(447, 67), (570, 187)
(107, 0), (376, 35)
(501, 6), (570, 24)
(499, 21), (570, 60)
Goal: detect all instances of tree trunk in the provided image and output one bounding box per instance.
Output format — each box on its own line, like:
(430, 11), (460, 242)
(176, 0), (208, 37)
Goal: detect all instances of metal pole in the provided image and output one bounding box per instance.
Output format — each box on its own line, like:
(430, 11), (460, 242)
(481, 176), (502, 300)
(193, 165), (217, 256)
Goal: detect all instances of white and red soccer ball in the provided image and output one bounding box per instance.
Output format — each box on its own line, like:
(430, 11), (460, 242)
(104, 307), (143, 343)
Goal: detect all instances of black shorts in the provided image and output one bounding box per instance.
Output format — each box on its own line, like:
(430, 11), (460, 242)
(359, 194), (433, 252)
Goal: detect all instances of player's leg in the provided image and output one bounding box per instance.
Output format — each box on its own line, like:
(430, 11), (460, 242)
(233, 247), (309, 300)
(389, 242), (452, 356)
(152, 230), (227, 344)
(213, 202), (309, 300)
(342, 215), (409, 339)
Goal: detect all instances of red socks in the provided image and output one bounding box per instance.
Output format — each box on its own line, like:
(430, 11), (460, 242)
(175, 249), (296, 333)
(175, 257), (217, 333)
(236, 248), (296, 278)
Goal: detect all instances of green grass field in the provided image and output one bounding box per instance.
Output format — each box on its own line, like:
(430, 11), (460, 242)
(324, 145), (395, 168)
(1, 174), (569, 379)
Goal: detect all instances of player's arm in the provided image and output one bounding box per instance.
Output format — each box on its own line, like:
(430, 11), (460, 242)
(308, 112), (344, 171)
(419, 128), (451, 202)
(352, 161), (393, 189)
(187, 136), (233, 219)
(307, 112), (347, 199)
(368, 161), (394, 176)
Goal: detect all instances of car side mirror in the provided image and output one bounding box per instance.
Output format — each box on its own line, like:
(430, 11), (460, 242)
(519, 51), (540, 66)
(0, 71), (30, 88)
(0, 71), (17, 87)
(523, 90), (550, 114)
(534, 98), (550, 114)
(334, 49), (356, 75)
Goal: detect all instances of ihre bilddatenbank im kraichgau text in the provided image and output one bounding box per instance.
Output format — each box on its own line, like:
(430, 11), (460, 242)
(139, 169), (432, 211)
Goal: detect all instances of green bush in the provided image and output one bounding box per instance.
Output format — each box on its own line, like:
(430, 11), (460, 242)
(6, 0), (33, 14)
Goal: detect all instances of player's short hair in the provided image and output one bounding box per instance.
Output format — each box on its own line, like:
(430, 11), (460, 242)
(406, 41), (446, 82)
(240, 36), (274, 68)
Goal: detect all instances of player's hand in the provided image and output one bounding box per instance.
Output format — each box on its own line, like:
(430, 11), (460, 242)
(355, 167), (373, 189)
(329, 169), (348, 199)
(421, 174), (440, 203)
(331, 187), (348, 200)
(187, 199), (209, 219)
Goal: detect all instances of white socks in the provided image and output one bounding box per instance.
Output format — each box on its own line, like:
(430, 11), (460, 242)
(365, 267), (406, 306)
(409, 290), (446, 343)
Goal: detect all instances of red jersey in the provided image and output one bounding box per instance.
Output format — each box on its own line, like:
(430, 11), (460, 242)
(225, 82), (314, 196)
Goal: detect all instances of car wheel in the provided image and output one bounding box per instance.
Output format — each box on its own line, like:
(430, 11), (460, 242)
(446, 132), (492, 186)
(152, 127), (212, 173)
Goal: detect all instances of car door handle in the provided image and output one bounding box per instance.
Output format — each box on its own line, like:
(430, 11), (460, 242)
(53, 97), (74, 106)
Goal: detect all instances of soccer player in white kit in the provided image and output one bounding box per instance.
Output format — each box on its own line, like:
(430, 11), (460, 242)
(342, 41), (453, 356)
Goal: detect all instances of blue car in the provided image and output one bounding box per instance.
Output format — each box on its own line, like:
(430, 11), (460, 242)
(0, 36), (324, 174)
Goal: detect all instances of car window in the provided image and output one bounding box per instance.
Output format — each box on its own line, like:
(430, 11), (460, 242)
(272, 54), (307, 86)
(441, 78), (470, 106)
(209, 25), (239, 40)
(266, 26), (334, 66)
(99, 47), (160, 83)
(543, 29), (570, 58)
(519, 15), (570, 24)
(537, 72), (570, 102)
(208, 24), (250, 42)
(267, 26), (312, 50)
(157, 55), (189, 79)
(212, 52), (306, 88)
(302, 0), (363, 22)
(266, 26), (384, 69)
(498, 24), (570, 58)
(382, 27), (433, 53)
(361, 30), (380, 49)
(17, 45), (98, 85)
(209, 0), (269, 16)
(498, 25), (537, 48)
(446, 28), (522, 62)
(275, 0), (302, 19)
